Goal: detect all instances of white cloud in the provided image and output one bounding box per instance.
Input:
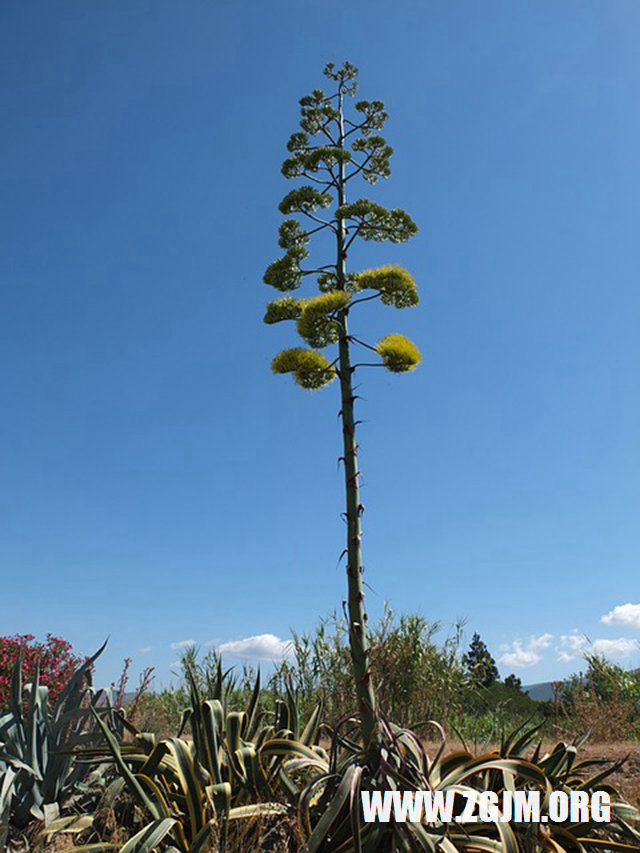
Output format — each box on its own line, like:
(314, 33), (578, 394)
(170, 639), (196, 650)
(601, 603), (640, 630)
(556, 632), (638, 663)
(556, 632), (588, 663)
(138, 646), (152, 654)
(591, 637), (638, 660)
(499, 633), (553, 669)
(217, 633), (293, 662)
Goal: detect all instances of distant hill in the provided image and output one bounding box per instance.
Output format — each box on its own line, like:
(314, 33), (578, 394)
(523, 681), (556, 701)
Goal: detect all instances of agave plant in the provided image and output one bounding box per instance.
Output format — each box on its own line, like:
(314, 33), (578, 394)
(0, 767), (15, 850)
(0, 640), (113, 835)
(84, 667), (328, 852)
(297, 718), (640, 853)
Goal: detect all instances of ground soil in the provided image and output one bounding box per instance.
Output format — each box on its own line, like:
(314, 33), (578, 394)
(579, 742), (640, 809)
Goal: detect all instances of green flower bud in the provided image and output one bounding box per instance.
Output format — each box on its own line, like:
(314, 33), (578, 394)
(317, 271), (362, 292)
(336, 200), (417, 243)
(263, 254), (303, 291)
(299, 102), (339, 135)
(279, 186), (333, 215)
(282, 147), (352, 179)
(278, 219), (309, 252)
(287, 131), (310, 153)
(354, 100), (388, 133)
(352, 135), (393, 184)
(323, 62), (359, 95)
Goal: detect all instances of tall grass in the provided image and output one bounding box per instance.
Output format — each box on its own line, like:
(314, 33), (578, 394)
(556, 653), (640, 741)
(122, 613), (640, 746)
(273, 605), (465, 726)
(272, 605), (543, 741)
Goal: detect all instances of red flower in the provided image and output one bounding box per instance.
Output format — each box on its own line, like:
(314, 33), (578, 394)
(0, 634), (82, 709)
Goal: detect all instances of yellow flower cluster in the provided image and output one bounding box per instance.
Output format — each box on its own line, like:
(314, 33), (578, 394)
(356, 265), (419, 308)
(263, 297), (304, 325)
(271, 348), (336, 390)
(375, 334), (422, 373)
(297, 291), (351, 347)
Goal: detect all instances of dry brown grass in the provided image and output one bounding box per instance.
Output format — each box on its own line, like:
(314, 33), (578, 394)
(552, 684), (639, 743)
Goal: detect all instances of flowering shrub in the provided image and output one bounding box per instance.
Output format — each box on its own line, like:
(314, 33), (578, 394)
(0, 633), (81, 709)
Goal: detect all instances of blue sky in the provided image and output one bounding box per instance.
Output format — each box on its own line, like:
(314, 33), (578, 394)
(1, 0), (639, 690)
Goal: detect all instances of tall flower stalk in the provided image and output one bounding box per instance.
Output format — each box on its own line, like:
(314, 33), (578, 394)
(264, 62), (421, 749)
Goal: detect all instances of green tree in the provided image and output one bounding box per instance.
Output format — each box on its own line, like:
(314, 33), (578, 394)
(263, 62), (420, 749)
(463, 632), (499, 688)
(504, 673), (522, 692)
